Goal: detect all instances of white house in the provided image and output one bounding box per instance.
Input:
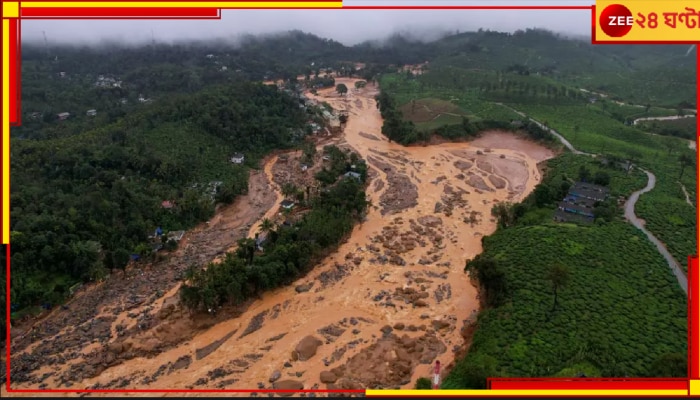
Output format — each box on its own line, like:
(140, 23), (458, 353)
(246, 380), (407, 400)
(344, 171), (362, 181)
(230, 153), (245, 164)
(281, 200), (295, 210)
(168, 230), (185, 242)
(86, 109), (97, 117)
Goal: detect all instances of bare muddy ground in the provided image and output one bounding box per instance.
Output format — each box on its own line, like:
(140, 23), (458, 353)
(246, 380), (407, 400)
(5, 78), (554, 397)
(4, 164), (278, 394)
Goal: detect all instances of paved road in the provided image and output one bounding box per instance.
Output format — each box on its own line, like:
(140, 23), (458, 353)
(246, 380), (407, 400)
(502, 104), (689, 294)
(623, 170), (688, 294)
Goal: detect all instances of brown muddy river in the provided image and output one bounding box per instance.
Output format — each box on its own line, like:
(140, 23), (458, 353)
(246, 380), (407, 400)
(4, 79), (554, 397)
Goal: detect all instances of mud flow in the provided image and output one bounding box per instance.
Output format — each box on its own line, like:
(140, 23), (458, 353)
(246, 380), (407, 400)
(5, 77), (554, 397)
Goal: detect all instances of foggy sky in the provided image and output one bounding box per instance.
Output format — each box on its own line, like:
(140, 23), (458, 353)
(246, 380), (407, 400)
(22, 0), (593, 46)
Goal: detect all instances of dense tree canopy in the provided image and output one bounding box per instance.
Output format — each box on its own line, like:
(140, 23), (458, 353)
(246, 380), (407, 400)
(10, 77), (308, 311)
(181, 151), (368, 310)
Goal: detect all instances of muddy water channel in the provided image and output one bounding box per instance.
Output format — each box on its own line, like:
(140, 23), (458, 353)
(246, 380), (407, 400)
(5, 79), (553, 396)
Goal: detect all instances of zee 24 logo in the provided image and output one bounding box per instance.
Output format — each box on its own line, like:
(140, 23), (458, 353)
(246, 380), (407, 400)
(599, 3), (700, 37)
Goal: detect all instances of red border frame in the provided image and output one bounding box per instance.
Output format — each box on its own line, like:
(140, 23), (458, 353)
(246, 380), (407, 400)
(21, 7), (222, 18)
(3, 1), (699, 396)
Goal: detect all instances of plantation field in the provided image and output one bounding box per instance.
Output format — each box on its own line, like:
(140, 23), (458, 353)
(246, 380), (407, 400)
(442, 222), (687, 382)
(504, 103), (677, 157)
(588, 101), (682, 123)
(565, 67), (696, 108)
(502, 103), (697, 271)
(635, 175), (696, 273)
(442, 154), (687, 385)
(637, 116), (697, 140)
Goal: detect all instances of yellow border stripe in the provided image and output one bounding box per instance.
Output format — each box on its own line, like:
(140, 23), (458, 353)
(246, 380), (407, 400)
(365, 390), (689, 396)
(690, 380), (700, 396)
(3, 2), (20, 18)
(2, 19), (9, 244)
(22, 2), (342, 8)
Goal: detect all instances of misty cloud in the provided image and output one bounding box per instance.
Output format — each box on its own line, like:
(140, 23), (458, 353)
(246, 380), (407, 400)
(21, 0), (593, 46)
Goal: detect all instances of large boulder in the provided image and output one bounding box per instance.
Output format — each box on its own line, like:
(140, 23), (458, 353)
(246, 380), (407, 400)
(269, 370), (282, 383)
(107, 342), (124, 354)
(320, 371), (338, 384)
(295, 282), (314, 293)
(273, 380), (304, 397)
(294, 335), (323, 361)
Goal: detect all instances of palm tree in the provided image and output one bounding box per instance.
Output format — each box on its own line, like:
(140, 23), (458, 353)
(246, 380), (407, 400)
(259, 218), (274, 235)
(282, 182), (297, 199)
(547, 264), (570, 312)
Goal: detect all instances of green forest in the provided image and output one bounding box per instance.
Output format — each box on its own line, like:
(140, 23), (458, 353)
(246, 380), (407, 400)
(10, 80), (309, 313)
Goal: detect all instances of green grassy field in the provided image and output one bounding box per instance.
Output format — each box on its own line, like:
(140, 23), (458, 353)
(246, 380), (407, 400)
(380, 73), (522, 128)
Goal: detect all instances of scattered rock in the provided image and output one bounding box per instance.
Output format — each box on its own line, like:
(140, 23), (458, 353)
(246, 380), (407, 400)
(196, 330), (238, 360)
(168, 355), (192, 373)
(432, 320), (450, 331)
(157, 304), (176, 320)
(267, 333), (287, 342)
(240, 311), (268, 338)
(320, 371), (338, 384)
(294, 335), (323, 361)
(269, 370), (282, 383)
(414, 300), (428, 307)
(488, 175), (506, 189)
(295, 282), (314, 293)
(107, 343), (124, 354)
(273, 380), (304, 397)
